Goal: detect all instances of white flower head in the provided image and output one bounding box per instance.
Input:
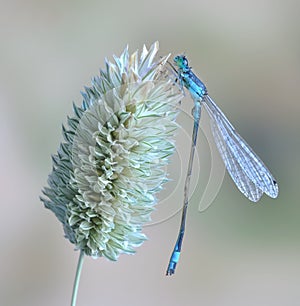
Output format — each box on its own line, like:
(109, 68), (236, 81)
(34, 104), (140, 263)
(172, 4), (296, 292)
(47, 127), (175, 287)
(41, 42), (183, 261)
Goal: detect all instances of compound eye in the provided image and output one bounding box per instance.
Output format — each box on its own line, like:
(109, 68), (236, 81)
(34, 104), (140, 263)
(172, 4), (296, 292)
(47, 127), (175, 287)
(182, 56), (188, 66)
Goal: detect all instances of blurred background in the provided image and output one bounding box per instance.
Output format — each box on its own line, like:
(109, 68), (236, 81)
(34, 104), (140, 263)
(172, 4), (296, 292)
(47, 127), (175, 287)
(1, 0), (299, 305)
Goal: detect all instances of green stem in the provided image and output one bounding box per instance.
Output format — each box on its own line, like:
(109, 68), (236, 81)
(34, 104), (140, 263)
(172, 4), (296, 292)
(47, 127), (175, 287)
(71, 250), (85, 306)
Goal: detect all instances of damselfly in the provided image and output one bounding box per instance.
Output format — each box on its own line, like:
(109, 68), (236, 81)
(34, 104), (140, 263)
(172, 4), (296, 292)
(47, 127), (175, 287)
(166, 55), (279, 275)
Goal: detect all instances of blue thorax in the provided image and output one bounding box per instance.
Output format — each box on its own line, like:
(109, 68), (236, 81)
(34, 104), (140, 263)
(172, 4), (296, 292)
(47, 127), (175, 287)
(174, 55), (207, 100)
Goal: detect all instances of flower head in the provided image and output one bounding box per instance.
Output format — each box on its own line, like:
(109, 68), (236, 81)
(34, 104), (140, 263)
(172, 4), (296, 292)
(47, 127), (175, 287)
(41, 42), (182, 260)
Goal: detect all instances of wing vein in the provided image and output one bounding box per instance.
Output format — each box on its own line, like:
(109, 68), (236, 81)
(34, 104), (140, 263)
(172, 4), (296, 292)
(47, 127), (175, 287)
(203, 95), (278, 201)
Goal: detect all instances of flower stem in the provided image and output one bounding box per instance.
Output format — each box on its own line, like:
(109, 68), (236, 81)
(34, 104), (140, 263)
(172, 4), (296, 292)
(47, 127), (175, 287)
(71, 250), (85, 306)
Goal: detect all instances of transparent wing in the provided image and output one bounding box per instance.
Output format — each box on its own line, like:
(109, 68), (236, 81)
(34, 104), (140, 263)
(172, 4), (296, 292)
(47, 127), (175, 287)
(203, 95), (278, 202)
(209, 113), (264, 202)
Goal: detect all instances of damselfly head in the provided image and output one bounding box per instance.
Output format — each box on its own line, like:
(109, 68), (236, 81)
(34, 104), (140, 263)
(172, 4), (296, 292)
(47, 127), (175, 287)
(174, 55), (189, 70)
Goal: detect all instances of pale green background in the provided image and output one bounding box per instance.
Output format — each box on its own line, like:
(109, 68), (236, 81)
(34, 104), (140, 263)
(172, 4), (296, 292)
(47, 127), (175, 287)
(1, 0), (299, 305)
